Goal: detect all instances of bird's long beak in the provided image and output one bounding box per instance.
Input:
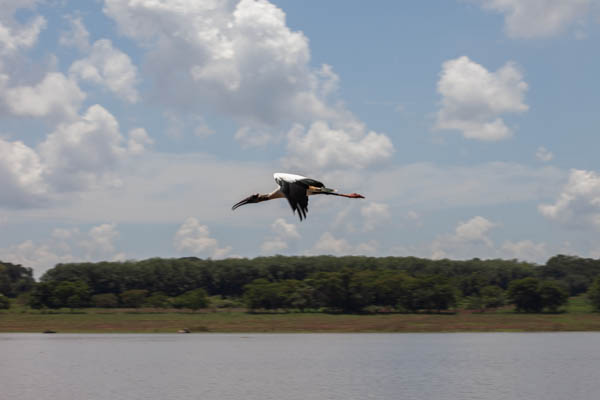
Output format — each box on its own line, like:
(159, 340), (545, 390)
(231, 195), (254, 210)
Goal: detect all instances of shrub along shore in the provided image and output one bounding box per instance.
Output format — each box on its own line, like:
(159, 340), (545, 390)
(2, 297), (600, 333)
(2, 254), (600, 332)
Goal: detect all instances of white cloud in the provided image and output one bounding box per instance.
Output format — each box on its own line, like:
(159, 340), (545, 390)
(435, 56), (528, 141)
(103, 0), (393, 170)
(501, 240), (549, 262)
(0, 138), (47, 207)
(473, 0), (593, 38)
(260, 217), (300, 254)
(285, 121), (394, 171)
(69, 39), (139, 103)
(539, 169), (600, 229)
(3, 72), (85, 120)
(455, 216), (496, 245)
(0, 1), (46, 56)
(271, 217), (300, 239)
(312, 232), (353, 255)
(174, 217), (232, 258)
(431, 216), (497, 259)
(0, 103), (150, 209)
(310, 232), (378, 256)
(59, 16), (90, 51)
(536, 146), (554, 162)
(39, 104), (130, 191)
(103, 0), (313, 123)
(361, 202), (391, 231)
(260, 238), (288, 253)
(80, 223), (119, 257)
(0, 222), (125, 277)
(127, 128), (154, 155)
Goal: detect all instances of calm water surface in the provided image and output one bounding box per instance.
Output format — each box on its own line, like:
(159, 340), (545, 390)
(1, 333), (599, 400)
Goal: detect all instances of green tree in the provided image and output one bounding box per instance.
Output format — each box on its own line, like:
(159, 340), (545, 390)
(405, 276), (457, 312)
(586, 277), (600, 312)
(120, 289), (148, 308)
(91, 293), (119, 308)
(243, 279), (285, 311)
(0, 261), (35, 297)
(508, 278), (543, 312)
(538, 281), (568, 312)
(0, 294), (10, 309)
(173, 289), (209, 310)
(53, 281), (91, 309)
(480, 285), (505, 309)
(145, 292), (170, 308)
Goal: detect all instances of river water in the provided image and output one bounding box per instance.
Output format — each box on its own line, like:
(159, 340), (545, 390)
(1, 333), (599, 400)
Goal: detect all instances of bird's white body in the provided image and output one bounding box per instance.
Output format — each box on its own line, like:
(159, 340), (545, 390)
(232, 172), (364, 221)
(273, 172), (308, 184)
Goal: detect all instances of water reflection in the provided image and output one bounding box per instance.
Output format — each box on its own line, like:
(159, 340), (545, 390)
(1, 333), (599, 400)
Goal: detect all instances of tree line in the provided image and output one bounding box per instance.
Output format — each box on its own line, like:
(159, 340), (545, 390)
(2, 254), (600, 313)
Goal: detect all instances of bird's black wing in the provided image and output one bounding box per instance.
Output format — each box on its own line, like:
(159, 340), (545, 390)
(279, 180), (310, 220)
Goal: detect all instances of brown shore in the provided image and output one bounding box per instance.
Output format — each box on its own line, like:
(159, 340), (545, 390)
(2, 306), (600, 333)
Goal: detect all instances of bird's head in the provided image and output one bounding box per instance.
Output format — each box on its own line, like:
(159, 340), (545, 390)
(231, 193), (261, 210)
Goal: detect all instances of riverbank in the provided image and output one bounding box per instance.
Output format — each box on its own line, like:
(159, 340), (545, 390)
(2, 299), (600, 333)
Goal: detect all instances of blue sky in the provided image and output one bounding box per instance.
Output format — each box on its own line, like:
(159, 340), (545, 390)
(1, 0), (600, 276)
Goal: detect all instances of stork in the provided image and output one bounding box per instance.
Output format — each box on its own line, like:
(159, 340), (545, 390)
(232, 172), (365, 221)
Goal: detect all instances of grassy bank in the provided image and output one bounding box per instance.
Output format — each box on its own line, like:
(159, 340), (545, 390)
(2, 297), (600, 333)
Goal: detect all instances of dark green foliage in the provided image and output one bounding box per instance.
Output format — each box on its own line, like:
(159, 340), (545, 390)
(172, 289), (209, 310)
(0, 261), (35, 297)
(508, 278), (543, 312)
(28, 280), (91, 309)
(538, 281), (568, 312)
(91, 293), (119, 308)
(119, 289), (148, 308)
(23, 254), (600, 313)
(480, 285), (505, 309)
(145, 292), (170, 308)
(0, 294), (10, 309)
(586, 277), (600, 312)
(540, 255), (600, 295)
(508, 278), (568, 312)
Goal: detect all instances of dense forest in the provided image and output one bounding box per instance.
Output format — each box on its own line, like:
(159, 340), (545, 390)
(2, 255), (600, 313)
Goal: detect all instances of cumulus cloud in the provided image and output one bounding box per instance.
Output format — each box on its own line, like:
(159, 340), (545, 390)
(0, 223), (125, 277)
(536, 146), (554, 162)
(285, 121), (394, 171)
(0, 104), (150, 208)
(3, 72), (85, 120)
(0, 138), (47, 207)
(0, 1), (46, 56)
(39, 104), (130, 191)
(310, 232), (378, 256)
(59, 16), (90, 51)
(271, 217), (300, 239)
(539, 169), (600, 229)
(435, 56), (528, 141)
(174, 217), (232, 258)
(501, 240), (549, 262)
(472, 0), (594, 38)
(80, 223), (119, 257)
(260, 238), (288, 253)
(69, 39), (140, 103)
(127, 128), (154, 155)
(431, 216), (497, 259)
(103, 0), (393, 169)
(361, 202), (391, 231)
(260, 217), (300, 254)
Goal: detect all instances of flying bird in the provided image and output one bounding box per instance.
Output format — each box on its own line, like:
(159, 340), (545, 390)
(232, 173), (365, 221)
